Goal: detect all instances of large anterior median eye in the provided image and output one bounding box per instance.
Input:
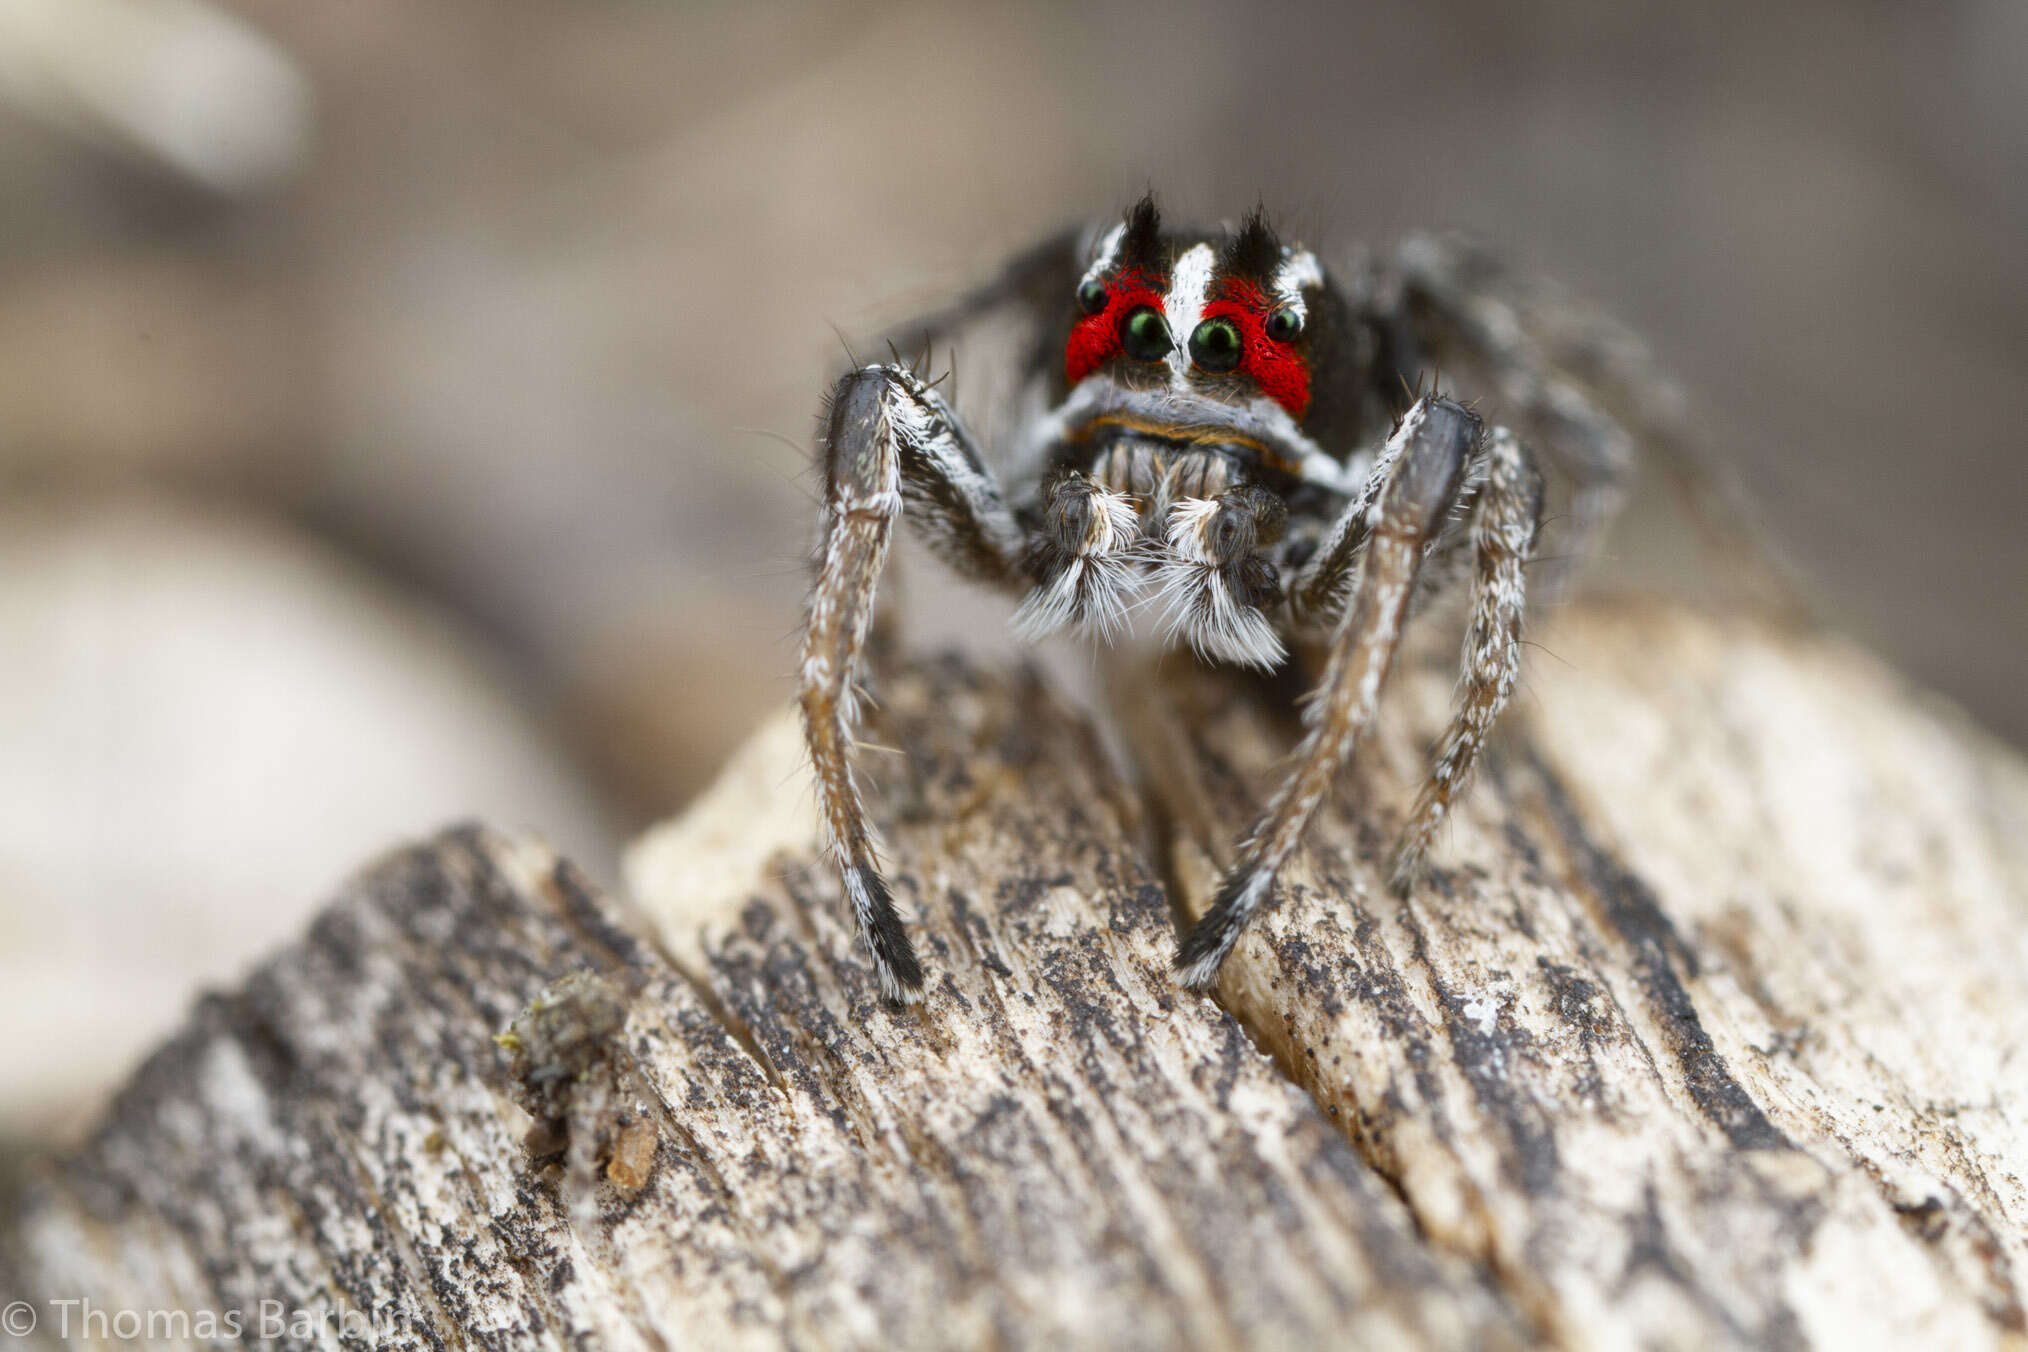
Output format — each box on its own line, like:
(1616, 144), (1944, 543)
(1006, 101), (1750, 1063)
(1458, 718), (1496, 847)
(1120, 306), (1171, 361)
(1189, 316), (1242, 372)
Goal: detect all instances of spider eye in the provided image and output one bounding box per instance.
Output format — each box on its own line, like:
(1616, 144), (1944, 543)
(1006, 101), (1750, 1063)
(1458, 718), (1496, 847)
(1265, 308), (1302, 342)
(1076, 279), (1108, 315)
(1188, 317), (1243, 372)
(1120, 306), (1171, 361)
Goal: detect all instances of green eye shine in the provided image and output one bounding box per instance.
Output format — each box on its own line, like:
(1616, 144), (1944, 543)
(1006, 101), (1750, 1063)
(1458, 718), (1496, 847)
(1120, 306), (1171, 361)
(1077, 279), (1108, 314)
(1265, 308), (1302, 341)
(1189, 316), (1243, 372)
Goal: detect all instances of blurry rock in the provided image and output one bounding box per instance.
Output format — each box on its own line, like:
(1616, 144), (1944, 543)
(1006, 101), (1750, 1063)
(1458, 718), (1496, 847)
(0, 0), (310, 195)
(0, 496), (617, 1140)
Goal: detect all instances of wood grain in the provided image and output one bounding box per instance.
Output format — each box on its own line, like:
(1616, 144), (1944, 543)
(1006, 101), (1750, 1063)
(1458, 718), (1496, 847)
(6, 598), (2025, 1350)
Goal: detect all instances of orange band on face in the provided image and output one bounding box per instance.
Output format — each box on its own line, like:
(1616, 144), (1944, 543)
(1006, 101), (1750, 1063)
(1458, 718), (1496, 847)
(1070, 415), (1305, 479)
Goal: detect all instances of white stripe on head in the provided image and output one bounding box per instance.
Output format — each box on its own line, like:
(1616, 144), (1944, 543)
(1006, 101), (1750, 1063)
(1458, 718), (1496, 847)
(1273, 248), (1323, 323)
(1081, 223), (1126, 289)
(1162, 244), (1216, 383)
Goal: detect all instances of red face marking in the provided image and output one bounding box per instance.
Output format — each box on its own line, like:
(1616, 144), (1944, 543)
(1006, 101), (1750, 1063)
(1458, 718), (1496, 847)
(1065, 270), (1165, 385)
(1202, 278), (1310, 418)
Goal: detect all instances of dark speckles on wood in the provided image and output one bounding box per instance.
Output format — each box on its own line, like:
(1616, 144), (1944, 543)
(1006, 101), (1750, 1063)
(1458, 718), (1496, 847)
(15, 627), (2028, 1349)
(1529, 754), (1790, 1152)
(1112, 609), (2028, 1350)
(6, 654), (1541, 1350)
(1537, 958), (1611, 1047)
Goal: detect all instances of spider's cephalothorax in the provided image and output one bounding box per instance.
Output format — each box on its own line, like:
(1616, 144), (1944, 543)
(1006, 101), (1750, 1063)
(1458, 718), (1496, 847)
(800, 195), (1626, 1001)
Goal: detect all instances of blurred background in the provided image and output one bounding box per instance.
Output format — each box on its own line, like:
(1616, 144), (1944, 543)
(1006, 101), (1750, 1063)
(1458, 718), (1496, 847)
(0, 0), (2022, 1139)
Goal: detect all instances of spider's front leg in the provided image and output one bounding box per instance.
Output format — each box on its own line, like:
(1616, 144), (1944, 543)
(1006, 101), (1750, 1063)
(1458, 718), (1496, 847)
(800, 363), (1025, 1001)
(1174, 395), (1489, 990)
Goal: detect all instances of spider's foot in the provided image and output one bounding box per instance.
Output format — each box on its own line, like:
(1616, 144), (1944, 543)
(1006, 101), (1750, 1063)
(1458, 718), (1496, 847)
(1173, 864), (1276, 991)
(844, 862), (925, 1003)
(1386, 838), (1429, 899)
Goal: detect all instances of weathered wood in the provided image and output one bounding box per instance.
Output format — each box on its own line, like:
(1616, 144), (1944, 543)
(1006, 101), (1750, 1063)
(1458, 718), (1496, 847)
(3, 661), (1521, 1351)
(6, 597), (2026, 1350)
(1122, 600), (2028, 1349)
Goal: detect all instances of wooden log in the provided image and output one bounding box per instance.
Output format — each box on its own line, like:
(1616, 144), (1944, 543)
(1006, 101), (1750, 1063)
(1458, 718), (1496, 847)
(5, 596), (2026, 1350)
(1117, 601), (2028, 1349)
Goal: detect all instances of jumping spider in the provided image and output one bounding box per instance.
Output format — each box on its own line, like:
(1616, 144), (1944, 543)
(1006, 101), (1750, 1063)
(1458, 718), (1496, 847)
(800, 195), (1632, 1001)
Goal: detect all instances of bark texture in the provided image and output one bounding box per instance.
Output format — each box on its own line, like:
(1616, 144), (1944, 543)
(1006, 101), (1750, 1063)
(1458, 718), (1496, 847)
(6, 598), (2027, 1351)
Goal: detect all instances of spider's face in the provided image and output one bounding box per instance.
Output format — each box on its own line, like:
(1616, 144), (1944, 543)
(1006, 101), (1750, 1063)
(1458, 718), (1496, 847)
(1058, 196), (1332, 484)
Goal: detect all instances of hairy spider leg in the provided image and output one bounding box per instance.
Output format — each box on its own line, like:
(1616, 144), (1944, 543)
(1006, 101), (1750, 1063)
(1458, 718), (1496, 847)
(1174, 395), (1482, 990)
(1394, 235), (1634, 582)
(800, 364), (1025, 1001)
(1388, 426), (1544, 892)
(1288, 444), (1387, 636)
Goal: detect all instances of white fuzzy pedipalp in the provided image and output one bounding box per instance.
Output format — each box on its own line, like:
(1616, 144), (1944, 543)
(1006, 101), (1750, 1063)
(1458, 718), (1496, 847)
(1154, 498), (1287, 670)
(1010, 483), (1144, 643)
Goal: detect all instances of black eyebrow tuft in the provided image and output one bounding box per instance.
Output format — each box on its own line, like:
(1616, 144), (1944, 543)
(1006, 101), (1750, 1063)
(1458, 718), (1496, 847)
(1119, 192), (1164, 271)
(1222, 204), (1283, 281)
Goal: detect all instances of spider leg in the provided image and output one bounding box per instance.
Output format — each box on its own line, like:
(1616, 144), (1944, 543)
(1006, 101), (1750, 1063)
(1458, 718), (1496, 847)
(1388, 426), (1544, 893)
(1393, 234), (1635, 577)
(1288, 456), (1476, 640)
(1174, 395), (1481, 990)
(800, 363), (1025, 1001)
(1286, 477), (1381, 638)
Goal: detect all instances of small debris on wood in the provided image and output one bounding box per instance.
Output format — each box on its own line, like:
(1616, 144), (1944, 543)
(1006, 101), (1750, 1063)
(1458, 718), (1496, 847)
(498, 968), (658, 1199)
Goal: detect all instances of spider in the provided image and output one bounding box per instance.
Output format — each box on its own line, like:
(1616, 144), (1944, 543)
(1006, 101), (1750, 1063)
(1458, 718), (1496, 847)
(799, 195), (1633, 1001)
